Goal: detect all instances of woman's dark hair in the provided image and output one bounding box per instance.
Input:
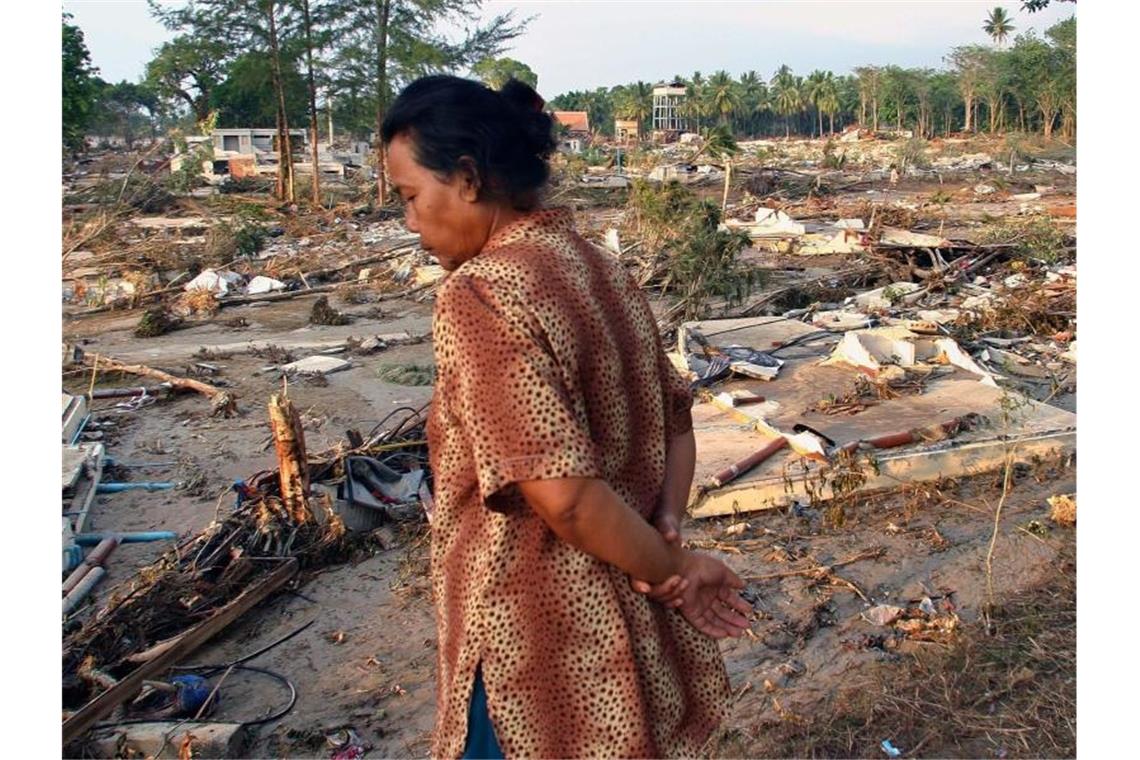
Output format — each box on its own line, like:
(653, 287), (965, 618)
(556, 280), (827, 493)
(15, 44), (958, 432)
(381, 75), (557, 210)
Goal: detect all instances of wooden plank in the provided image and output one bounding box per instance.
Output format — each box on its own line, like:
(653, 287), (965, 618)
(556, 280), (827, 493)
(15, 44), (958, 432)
(62, 558), (298, 746)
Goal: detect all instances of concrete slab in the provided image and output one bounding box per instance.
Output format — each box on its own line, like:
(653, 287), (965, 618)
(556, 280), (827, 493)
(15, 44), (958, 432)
(683, 317), (1077, 518)
(280, 355), (351, 375)
(62, 393), (88, 444)
(63, 443), (104, 533)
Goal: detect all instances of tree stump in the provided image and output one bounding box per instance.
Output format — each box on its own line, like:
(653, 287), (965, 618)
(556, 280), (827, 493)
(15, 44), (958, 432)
(268, 391), (311, 524)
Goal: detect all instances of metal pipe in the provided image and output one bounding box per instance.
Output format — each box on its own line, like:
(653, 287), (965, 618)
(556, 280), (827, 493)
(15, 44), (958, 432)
(63, 566), (106, 615)
(63, 545), (84, 573)
(62, 536), (120, 596)
(68, 415), (91, 445)
(75, 531), (177, 545)
(704, 436), (789, 491)
(838, 416), (972, 456)
(96, 481), (176, 493)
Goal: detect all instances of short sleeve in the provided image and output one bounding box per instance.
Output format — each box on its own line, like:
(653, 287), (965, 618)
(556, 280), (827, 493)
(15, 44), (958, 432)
(434, 274), (603, 511)
(658, 345), (694, 438)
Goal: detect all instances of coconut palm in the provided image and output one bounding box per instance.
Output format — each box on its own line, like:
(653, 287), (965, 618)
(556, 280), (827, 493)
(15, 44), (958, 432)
(737, 70), (766, 135)
(706, 70), (740, 127)
(984, 7), (1015, 47)
(614, 80), (653, 136)
(682, 73), (711, 132)
(691, 123), (739, 211)
(806, 70), (830, 137)
(816, 73), (841, 135)
(770, 64), (802, 139)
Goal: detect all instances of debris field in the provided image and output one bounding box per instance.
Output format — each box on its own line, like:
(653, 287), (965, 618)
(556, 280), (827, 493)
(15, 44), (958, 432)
(62, 132), (1075, 758)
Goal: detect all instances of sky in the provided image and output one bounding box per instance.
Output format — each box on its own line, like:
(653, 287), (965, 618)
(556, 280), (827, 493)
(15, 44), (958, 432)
(63, 0), (1075, 98)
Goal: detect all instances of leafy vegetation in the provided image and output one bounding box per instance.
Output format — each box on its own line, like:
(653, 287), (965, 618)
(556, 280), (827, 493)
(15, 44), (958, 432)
(62, 14), (99, 152)
(471, 57), (538, 89)
(626, 180), (756, 320)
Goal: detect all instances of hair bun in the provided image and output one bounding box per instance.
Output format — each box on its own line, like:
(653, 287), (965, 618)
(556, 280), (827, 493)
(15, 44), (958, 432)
(499, 78), (545, 113)
(498, 78), (555, 159)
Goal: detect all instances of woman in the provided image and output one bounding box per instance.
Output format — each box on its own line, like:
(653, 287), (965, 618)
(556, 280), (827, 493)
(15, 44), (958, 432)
(382, 75), (752, 759)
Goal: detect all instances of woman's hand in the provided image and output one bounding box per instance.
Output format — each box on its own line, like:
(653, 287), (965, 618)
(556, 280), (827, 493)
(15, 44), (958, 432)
(671, 552), (753, 639)
(632, 550), (753, 639)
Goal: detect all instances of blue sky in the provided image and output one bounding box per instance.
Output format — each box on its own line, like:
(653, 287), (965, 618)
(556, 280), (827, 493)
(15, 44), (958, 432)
(62, 0), (1076, 98)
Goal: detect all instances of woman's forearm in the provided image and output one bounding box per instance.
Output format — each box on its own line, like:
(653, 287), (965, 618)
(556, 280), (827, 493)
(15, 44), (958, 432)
(660, 429), (696, 523)
(517, 477), (685, 584)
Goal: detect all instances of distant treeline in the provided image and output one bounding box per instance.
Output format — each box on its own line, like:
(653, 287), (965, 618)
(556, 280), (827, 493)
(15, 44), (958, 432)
(550, 16), (1074, 141)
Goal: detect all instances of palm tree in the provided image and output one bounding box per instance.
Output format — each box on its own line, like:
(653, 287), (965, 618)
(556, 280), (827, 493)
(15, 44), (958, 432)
(692, 124), (739, 211)
(737, 70), (766, 136)
(614, 81), (653, 137)
(816, 73), (841, 135)
(682, 73), (711, 132)
(983, 7), (1015, 47)
(706, 70), (740, 128)
(770, 65), (802, 139)
(807, 70), (829, 137)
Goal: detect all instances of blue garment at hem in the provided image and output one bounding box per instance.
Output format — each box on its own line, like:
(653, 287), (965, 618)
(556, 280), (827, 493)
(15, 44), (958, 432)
(462, 668), (504, 759)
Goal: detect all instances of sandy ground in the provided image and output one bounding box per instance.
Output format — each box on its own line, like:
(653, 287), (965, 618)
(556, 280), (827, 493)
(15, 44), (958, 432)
(63, 291), (1075, 758)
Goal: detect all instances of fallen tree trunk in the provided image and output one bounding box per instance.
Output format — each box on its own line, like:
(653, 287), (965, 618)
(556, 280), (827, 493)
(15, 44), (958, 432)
(82, 354), (237, 417)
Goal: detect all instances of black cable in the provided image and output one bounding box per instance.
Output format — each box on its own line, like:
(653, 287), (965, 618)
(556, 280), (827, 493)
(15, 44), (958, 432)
(223, 666), (297, 726)
(365, 406), (420, 442)
(385, 402), (430, 440)
(90, 665), (297, 729)
(171, 618), (316, 673)
(698, 315), (795, 340)
(767, 329), (840, 355)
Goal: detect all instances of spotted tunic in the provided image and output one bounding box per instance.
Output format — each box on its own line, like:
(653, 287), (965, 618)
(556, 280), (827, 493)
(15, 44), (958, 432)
(426, 208), (730, 758)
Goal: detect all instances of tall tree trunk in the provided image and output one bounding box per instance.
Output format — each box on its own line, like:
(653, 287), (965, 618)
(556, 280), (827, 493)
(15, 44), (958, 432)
(963, 93), (972, 132)
(266, 0), (294, 203)
(374, 0), (391, 206)
(721, 159), (731, 212)
(829, 111), (834, 135)
(1040, 103), (1056, 138)
(301, 0), (321, 207)
(859, 92), (866, 126)
(872, 98), (878, 132)
(818, 109), (823, 139)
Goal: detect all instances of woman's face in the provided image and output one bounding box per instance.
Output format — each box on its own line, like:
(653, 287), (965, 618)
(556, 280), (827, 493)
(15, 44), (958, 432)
(386, 133), (492, 272)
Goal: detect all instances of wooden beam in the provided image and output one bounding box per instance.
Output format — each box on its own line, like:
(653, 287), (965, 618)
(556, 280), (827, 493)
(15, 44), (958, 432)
(62, 558), (298, 746)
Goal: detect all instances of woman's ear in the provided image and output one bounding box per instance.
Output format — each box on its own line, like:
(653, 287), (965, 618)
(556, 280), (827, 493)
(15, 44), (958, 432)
(455, 156), (482, 202)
